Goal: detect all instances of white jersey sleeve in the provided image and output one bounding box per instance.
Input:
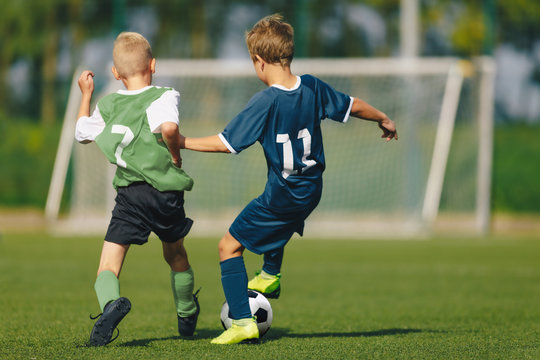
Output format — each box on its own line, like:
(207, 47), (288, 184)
(75, 105), (105, 142)
(146, 89), (180, 133)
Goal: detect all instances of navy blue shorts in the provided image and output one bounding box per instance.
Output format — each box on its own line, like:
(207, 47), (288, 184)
(229, 197), (320, 255)
(105, 182), (193, 245)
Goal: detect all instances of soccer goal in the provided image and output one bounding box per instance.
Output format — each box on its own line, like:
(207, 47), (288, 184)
(46, 57), (495, 238)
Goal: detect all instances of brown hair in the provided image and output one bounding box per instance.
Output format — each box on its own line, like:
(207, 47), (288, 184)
(245, 14), (294, 68)
(112, 32), (153, 78)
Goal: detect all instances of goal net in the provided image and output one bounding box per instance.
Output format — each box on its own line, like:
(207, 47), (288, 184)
(46, 57), (495, 238)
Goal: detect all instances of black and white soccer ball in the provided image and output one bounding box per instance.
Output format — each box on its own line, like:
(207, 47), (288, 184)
(220, 290), (273, 336)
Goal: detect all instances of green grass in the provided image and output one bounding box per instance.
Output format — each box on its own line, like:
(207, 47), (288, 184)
(493, 123), (540, 213)
(0, 233), (538, 359)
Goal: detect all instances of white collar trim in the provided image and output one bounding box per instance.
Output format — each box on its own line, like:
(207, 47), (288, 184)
(270, 76), (301, 91)
(117, 85), (154, 95)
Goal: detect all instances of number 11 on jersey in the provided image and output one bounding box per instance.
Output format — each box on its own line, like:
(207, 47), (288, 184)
(276, 128), (317, 179)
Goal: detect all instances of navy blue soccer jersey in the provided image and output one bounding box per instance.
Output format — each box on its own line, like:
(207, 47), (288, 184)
(219, 74), (353, 212)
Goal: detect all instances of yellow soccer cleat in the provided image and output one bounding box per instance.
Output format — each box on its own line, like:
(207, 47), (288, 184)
(211, 318), (259, 345)
(248, 271), (281, 299)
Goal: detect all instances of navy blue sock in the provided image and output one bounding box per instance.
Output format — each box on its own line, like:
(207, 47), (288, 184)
(220, 256), (252, 320)
(262, 247), (284, 275)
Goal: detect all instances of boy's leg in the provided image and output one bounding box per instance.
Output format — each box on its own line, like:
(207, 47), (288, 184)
(90, 241), (131, 346)
(218, 232), (250, 320)
(248, 247), (283, 299)
(95, 241), (130, 310)
(212, 232), (258, 344)
(262, 247), (284, 275)
(162, 238), (199, 337)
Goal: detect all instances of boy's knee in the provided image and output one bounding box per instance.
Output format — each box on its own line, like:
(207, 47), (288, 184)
(164, 248), (186, 262)
(217, 239), (226, 257)
(218, 233), (243, 260)
(218, 234), (232, 252)
(162, 240), (189, 269)
(165, 253), (190, 272)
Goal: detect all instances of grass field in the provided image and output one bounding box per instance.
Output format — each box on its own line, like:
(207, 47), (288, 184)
(0, 233), (538, 359)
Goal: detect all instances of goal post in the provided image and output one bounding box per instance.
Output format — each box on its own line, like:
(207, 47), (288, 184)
(475, 56), (496, 235)
(45, 65), (82, 222)
(421, 62), (464, 224)
(46, 57), (495, 238)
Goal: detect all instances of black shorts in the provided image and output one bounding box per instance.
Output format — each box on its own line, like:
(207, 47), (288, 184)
(105, 182), (193, 245)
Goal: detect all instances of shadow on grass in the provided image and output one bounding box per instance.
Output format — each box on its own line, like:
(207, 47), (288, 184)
(112, 327), (437, 347)
(118, 329), (223, 347)
(264, 327), (439, 340)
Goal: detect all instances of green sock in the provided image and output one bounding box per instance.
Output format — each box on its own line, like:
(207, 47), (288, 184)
(170, 267), (196, 317)
(94, 270), (120, 312)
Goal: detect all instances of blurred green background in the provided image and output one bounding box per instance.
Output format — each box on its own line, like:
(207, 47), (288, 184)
(0, 0), (539, 216)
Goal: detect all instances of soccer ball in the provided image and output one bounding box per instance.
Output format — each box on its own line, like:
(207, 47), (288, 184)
(220, 290), (273, 336)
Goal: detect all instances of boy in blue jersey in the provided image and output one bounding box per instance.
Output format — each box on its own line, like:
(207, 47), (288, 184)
(181, 14), (397, 344)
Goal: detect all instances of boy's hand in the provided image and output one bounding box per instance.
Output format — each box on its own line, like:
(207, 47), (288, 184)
(173, 134), (184, 167)
(77, 70), (94, 119)
(172, 156), (182, 168)
(379, 117), (398, 142)
(78, 70), (95, 95)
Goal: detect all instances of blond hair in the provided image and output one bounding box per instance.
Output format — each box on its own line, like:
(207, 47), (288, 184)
(245, 14), (294, 68)
(113, 32), (153, 78)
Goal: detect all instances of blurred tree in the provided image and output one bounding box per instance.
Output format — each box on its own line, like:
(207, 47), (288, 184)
(451, 2), (486, 56)
(498, 0), (540, 50)
(40, 0), (63, 126)
(153, 0), (212, 58)
(0, 2), (37, 119)
(423, 0), (540, 56)
(0, 0), (64, 124)
(0, 0), (111, 124)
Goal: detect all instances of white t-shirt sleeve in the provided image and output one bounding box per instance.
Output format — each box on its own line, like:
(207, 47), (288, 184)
(146, 89), (180, 133)
(75, 105), (105, 142)
(342, 96), (354, 123)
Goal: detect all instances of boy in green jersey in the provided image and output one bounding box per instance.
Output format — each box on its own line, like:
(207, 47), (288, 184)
(75, 32), (199, 346)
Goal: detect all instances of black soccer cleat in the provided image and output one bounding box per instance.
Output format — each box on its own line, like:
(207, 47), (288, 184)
(177, 289), (200, 337)
(89, 297), (131, 346)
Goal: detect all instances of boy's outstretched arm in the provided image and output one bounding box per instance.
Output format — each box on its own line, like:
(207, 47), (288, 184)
(350, 97), (398, 142)
(76, 70), (95, 144)
(162, 122), (183, 167)
(180, 134), (231, 153)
